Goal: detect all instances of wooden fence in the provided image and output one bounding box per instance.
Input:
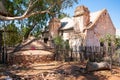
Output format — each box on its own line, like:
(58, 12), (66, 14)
(0, 45), (119, 66)
(54, 46), (115, 62)
(0, 46), (7, 64)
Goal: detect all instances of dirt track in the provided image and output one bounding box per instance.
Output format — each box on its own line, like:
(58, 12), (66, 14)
(0, 62), (120, 80)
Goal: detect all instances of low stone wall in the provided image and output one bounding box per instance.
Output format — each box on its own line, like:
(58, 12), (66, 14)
(7, 51), (55, 65)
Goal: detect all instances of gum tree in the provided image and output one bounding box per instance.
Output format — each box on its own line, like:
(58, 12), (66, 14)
(0, 0), (78, 39)
(0, 0), (78, 20)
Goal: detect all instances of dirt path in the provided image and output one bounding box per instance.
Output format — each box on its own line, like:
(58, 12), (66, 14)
(0, 62), (120, 80)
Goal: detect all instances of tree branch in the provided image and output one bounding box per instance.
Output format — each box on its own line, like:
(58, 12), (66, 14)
(0, 1), (55, 20)
(0, 15), (24, 20)
(0, 0), (55, 20)
(22, 0), (38, 17)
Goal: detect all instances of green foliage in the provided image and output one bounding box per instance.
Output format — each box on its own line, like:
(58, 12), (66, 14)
(99, 37), (105, 43)
(3, 0), (28, 15)
(53, 36), (64, 48)
(99, 34), (116, 46)
(115, 36), (120, 48)
(21, 26), (30, 39)
(3, 23), (22, 46)
(53, 36), (70, 50)
(99, 34), (120, 48)
(1, 0), (78, 40)
(64, 40), (70, 49)
(58, 13), (70, 19)
(3, 0), (78, 17)
(105, 34), (112, 43)
(31, 25), (42, 38)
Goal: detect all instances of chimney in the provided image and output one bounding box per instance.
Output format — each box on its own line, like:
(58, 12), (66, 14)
(49, 17), (61, 38)
(74, 5), (90, 33)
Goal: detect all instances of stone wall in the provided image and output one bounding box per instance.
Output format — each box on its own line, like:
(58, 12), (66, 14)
(74, 5), (90, 33)
(85, 10), (116, 46)
(7, 50), (55, 65)
(94, 10), (115, 37)
(49, 18), (61, 38)
(8, 54), (54, 65)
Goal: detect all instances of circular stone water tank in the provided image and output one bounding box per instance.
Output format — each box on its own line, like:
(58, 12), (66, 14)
(8, 37), (55, 65)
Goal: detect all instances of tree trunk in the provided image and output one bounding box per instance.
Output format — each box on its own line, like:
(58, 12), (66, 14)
(86, 61), (110, 72)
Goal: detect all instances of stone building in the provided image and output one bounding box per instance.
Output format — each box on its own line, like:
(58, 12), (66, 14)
(48, 5), (116, 48)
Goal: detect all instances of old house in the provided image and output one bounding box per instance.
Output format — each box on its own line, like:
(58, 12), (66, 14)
(48, 5), (116, 48)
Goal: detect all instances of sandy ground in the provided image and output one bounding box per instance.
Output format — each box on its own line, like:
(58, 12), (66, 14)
(0, 61), (120, 80)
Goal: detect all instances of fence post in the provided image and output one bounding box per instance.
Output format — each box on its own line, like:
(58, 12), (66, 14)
(108, 46), (113, 74)
(62, 49), (64, 61)
(55, 46), (59, 61)
(70, 49), (73, 61)
(84, 46), (87, 60)
(118, 52), (120, 66)
(79, 46), (83, 62)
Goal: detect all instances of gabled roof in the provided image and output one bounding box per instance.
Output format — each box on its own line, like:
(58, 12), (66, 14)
(87, 9), (106, 30)
(60, 17), (74, 30)
(90, 9), (105, 23)
(60, 9), (106, 30)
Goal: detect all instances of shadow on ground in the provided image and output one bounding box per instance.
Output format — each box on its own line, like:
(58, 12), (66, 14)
(0, 62), (119, 80)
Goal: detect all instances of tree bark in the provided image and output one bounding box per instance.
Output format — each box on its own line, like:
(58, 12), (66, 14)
(86, 61), (110, 72)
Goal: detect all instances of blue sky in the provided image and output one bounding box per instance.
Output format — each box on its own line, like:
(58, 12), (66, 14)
(63, 0), (120, 35)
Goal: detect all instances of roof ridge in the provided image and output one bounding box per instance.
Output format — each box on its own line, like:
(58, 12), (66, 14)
(84, 9), (107, 31)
